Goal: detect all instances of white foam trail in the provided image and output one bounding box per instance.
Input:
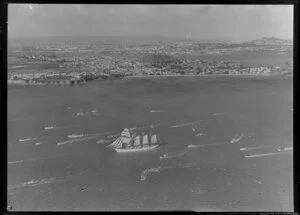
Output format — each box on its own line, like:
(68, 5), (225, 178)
(187, 142), (229, 148)
(8, 169), (89, 190)
(277, 147), (293, 152)
(212, 112), (227, 116)
(57, 136), (95, 146)
(141, 167), (162, 181)
(76, 112), (89, 116)
(171, 121), (199, 128)
(44, 126), (55, 130)
(8, 179), (53, 190)
(253, 179), (262, 185)
(245, 151), (292, 158)
(230, 133), (244, 144)
(141, 162), (196, 181)
(150, 110), (167, 113)
(159, 151), (188, 160)
(67, 134), (84, 138)
(195, 133), (204, 137)
(66, 131), (112, 139)
(96, 139), (109, 144)
(19, 136), (50, 142)
(8, 160), (24, 164)
(240, 144), (278, 151)
(91, 109), (98, 113)
(19, 138), (36, 142)
(34, 142), (43, 146)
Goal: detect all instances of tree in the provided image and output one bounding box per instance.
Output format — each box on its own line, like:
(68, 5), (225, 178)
(196, 67), (203, 74)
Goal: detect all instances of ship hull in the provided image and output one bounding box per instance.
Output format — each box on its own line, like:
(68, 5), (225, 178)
(114, 144), (159, 152)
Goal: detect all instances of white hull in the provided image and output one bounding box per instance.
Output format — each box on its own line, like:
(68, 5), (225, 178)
(114, 144), (159, 152)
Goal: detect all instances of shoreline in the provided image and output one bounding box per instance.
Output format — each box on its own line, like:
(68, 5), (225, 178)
(7, 73), (291, 86)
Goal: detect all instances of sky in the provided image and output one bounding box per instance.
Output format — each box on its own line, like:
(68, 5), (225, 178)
(8, 4), (293, 41)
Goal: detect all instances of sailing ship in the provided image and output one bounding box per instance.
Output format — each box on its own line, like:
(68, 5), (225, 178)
(107, 128), (161, 152)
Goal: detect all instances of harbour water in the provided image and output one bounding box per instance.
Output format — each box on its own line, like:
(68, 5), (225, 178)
(8, 76), (293, 211)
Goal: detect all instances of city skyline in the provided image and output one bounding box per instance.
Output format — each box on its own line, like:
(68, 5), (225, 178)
(8, 4), (293, 41)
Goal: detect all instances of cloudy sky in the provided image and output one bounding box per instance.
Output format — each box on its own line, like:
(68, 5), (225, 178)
(8, 4), (293, 40)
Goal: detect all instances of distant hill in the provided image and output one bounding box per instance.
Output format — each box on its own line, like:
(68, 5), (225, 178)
(245, 37), (293, 45)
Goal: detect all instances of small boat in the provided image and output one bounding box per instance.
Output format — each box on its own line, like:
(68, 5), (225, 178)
(107, 128), (163, 152)
(76, 112), (89, 116)
(44, 126), (55, 130)
(187, 144), (199, 148)
(159, 153), (169, 159)
(19, 138), (32, 142)
(195, 133), (203, 136)
(230, 134), (244, 144)
(277, 147), (293, 152)
(91, 109), (98, 113)
(68, 134), (84, 138)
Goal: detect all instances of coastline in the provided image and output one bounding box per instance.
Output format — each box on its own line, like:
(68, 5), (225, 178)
(7, 73), (291, 86)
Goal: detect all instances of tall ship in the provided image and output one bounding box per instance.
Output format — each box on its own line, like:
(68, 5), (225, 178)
(107, 128), (161, 152)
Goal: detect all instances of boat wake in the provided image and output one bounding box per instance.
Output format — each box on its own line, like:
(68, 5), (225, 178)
(67, 131), (113, 140)
(67, 134), (85, 138)
(150, 110), (167, 113)
(277, 147), (293, 152)
(253, 179), (263, 185)
(230, 133), (244, 144)
(57, 136), (96, 146)
(7, 171), (87, 190)
(19, 137), (37, 142)
(171, 121), (200, 128)
(19, 136), (51, 142)
(141, 167), (162, 181)
(212, 112), (227, 116)
(187, 141), (232, 148)
(240, 144), (278, 151)
(8, 178), (56, 190)
(195, 132), (204, 137)
(8, 160), (24, 164)
(96, 139), (110, 144)
(159, 151), (188, 160)
(44, 126), (56, 130)
(141, 162), (196, 181)
(76, 112), (89, 116)
(245, 151), (292, 158)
